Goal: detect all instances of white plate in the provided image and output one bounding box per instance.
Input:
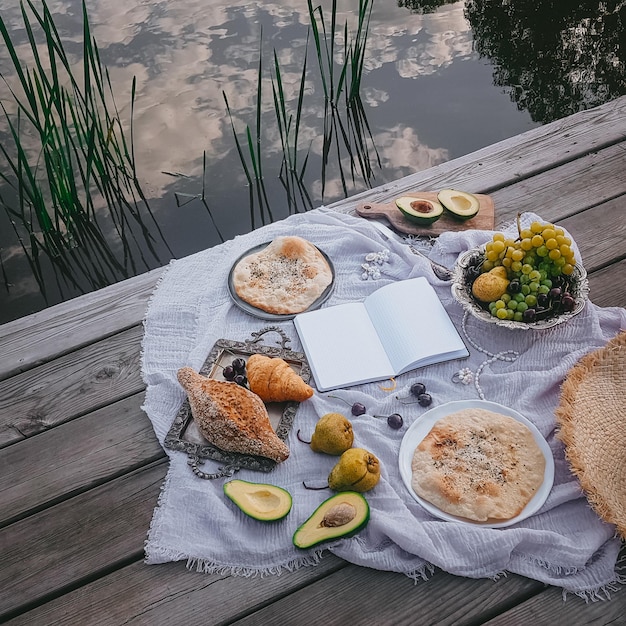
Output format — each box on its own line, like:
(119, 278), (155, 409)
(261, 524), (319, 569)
(398, 400), (555, 528)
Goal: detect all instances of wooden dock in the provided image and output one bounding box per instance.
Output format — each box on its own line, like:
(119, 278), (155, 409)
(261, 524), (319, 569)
(1, 95), (625, 625)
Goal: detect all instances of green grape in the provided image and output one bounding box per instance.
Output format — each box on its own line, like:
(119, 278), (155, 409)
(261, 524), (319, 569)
(525, 294), (537, 307)
(514, 311), (524, 321)
(495, 299), (506, 310)
(545, 238), (558, 250)
(529, 270), (541, 281)
(517, 301), (529, 313)
(529, 281), (540, 292)
(507, 300), (518, 311)
(521, 284), (530, 295)
(536, 245), (549, 257)
(496, 308), (508, 319)
(514, 293), (526, 303)
(538, 284), (550, 294)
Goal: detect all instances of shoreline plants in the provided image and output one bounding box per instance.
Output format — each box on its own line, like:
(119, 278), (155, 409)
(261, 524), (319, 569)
(0, 0), (171, 301)
(0, 0), (379, 309)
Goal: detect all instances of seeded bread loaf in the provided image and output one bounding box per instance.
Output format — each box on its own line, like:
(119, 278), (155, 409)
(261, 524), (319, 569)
(177, 367), (290, 463)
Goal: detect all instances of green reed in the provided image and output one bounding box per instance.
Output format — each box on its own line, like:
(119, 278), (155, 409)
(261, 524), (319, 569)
(224, 0), (380, 223)
(0, 0), (171, 300)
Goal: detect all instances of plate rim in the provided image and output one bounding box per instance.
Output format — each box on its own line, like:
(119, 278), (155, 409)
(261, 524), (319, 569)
(398, 399), (555, 528)
(227, 241), (336, 320)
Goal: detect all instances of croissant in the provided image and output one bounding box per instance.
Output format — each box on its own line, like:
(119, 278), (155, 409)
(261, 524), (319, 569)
(177, 367), (289, 463)
(246, 354), (314, 403)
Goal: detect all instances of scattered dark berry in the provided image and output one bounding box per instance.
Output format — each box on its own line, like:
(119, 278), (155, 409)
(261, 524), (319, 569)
(232, 358), (246, 373)
(417, 393), (432, 407)
(387, 413), (403, 429)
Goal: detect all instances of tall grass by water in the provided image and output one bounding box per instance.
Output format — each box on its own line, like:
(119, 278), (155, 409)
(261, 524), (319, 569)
(0, 0), (171, 301)
(0, 0), (378, 304)
(224, 0), (380, 224)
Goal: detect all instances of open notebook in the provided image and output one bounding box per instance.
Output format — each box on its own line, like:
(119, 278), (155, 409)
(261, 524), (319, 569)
(293, 277), (468, 391)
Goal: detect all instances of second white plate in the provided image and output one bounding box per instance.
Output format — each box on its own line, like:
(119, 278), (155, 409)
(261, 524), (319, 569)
(398, 399), (555, 528)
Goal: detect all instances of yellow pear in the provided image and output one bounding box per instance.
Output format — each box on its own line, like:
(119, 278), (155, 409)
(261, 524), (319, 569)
(310, 413), (354, 455)
(471, 265), (510, 302)
(328, 448), (380, 493)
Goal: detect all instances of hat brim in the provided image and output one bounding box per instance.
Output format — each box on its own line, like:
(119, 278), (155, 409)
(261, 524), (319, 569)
(555, 331), (626, 538)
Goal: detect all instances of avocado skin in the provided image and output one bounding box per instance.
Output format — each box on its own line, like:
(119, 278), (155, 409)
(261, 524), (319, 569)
(395, 196), (444, 225)
(293, 492), (370, 549)
(437, 189), (480, 220)
(223, 479), (292, 522)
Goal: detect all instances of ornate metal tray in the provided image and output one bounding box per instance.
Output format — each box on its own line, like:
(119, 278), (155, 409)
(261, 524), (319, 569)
(164, 326), (311, 479)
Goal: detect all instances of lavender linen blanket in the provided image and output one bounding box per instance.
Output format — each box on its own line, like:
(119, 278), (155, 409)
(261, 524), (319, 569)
(141, 208), (625, 599)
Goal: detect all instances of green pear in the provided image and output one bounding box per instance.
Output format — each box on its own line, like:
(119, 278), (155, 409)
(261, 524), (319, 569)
(328, 448), (380, 493)
(310, 413), (354, 455)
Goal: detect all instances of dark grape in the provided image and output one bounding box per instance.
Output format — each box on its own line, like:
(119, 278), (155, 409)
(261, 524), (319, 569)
(417, 393), (432, 407)
(410, 382), (426, 397)
(522, 308), (536, 323)
(507, 280), (521, 294)
(549, 287), (562, 300)
(222, 365), (235, 381)
(387, 413), (403, 429)
(561, 294), (576, 311)
(351, 402), (367, 416)
(537, 293), (549, 307)
(232, 358), (246, 373)
(234, 374), (247, 386)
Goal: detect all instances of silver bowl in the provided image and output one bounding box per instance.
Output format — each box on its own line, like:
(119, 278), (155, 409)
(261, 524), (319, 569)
(451, 246), (590, 330)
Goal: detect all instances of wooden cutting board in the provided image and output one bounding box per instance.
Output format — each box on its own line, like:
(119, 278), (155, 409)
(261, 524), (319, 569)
(355, 191), (495, 236)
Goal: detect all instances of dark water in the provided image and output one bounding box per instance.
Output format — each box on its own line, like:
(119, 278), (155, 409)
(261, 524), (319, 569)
(0, 0), (624, 324)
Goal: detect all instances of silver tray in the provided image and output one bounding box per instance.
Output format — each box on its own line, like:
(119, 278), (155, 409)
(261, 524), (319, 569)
(227, 241), (336, 320)
(164, 326), (311, 479)
(451, 246), (589, 330)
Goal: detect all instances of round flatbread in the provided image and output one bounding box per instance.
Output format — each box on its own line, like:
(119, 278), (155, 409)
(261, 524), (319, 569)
(232, 236), (333, 314)
(411, 408), (546, 522)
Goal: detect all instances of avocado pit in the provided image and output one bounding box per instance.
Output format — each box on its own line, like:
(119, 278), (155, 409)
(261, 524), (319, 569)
(321, 502), (357, 527)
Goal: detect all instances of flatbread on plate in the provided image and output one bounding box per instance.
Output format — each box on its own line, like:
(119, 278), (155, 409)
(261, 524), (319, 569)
(232, 236), (333, 315)
(411, 408), (546, 522)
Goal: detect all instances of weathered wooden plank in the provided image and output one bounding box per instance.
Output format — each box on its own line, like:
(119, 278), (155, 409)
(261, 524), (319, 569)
(0, 266), (164, 381)
(0, 392), (163, 527)
(481, 576), (626, 625)
(587, 258), (626, 309)
(4, 556), (346, 626)
(228, 564), (543, 626)
(489, 143), (626, 226)
(0, 461), (166, 621)
(559, 197), (626, 273)
(0, 326), (144, 448)
(330, 96), (626, 213)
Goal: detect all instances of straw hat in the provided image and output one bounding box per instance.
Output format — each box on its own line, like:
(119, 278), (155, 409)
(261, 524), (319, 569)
(555, 331), (626, 538)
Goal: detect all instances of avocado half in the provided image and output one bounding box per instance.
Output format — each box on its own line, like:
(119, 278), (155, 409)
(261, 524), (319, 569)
(437, 189), (480, 220)
(293, 492), (370, 549)
(395, 196), (444, 225)
(223, 479), (292, 522)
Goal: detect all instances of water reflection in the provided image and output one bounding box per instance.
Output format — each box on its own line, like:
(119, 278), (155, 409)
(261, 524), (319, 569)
(465, 0), (626, 123)
(1, 0), (623, 324)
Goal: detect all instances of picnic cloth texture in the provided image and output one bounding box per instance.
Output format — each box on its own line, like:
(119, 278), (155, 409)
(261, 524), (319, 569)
(141, 208), (626, 599)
